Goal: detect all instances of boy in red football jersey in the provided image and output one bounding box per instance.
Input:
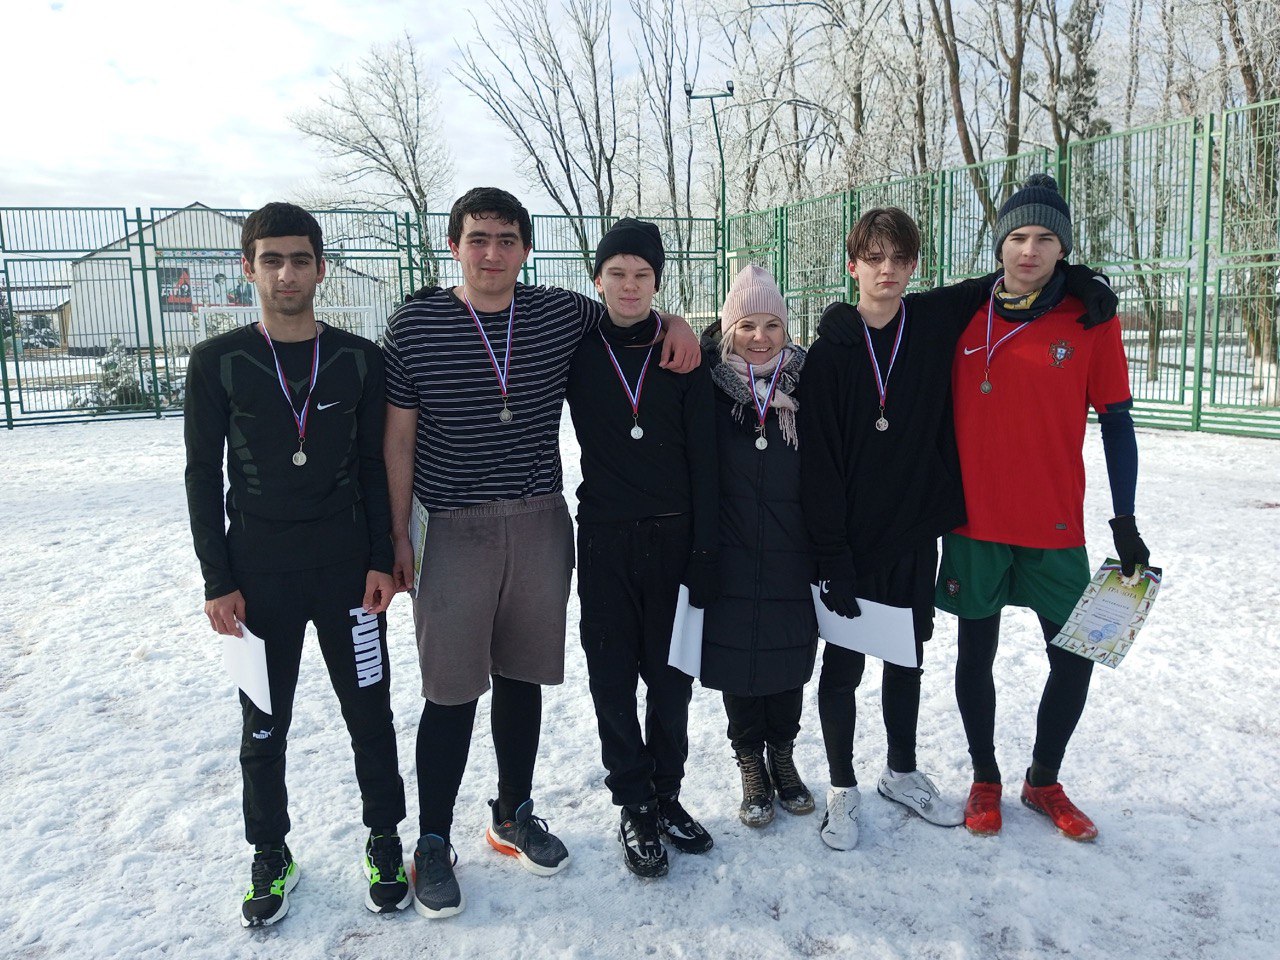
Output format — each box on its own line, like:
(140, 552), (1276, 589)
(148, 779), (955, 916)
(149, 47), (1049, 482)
(936, 174), (1152, 842)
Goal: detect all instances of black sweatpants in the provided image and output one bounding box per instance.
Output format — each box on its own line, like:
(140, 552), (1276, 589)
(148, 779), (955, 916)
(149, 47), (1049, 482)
(816, 541), (935, 788)
(723, 688), (804, 753)
(415, 673), (542, 844)
(577, 516), (695, 807)
(238, 560), (405, 846)
(955, 612), (1095, 782)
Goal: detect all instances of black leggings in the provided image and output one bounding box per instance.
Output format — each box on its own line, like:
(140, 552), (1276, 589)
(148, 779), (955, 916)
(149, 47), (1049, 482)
(415, 674), (542, 844)
(817, 643), (923, 788)
(954, 612), (1095, 783)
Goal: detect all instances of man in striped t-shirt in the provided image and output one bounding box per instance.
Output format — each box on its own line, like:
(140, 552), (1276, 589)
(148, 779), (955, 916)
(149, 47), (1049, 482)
(382, 188), (700, 918)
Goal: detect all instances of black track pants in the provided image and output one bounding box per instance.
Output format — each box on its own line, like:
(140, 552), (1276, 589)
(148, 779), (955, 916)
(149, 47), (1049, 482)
(238, 561), (405, 846)
(415, 674), (542, 844)
(722, 688), (804, 753)
(578, 516), (695, 807)
(817, 643), (923, 788)
(955, 612), (1095, 781)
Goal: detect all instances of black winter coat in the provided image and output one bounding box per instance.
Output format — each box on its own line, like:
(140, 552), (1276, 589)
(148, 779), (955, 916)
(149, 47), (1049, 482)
(700, 348), (818, 697)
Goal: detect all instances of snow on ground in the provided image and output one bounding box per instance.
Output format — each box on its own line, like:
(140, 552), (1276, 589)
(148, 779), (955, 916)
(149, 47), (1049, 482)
(1, 415), (1277, 960)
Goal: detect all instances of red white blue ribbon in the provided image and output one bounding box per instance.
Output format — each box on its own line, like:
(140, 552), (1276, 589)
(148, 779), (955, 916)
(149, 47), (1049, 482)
(599, 312), (663, 418)
(983, 276), (1033, 369)
(463, 293), (514, 400)
(747, 349), (788, 430)
(258, 322), (320, 443)
(859, 302), (906, 412)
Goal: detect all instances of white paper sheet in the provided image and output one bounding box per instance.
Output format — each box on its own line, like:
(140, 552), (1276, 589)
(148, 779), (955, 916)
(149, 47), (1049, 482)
(222, 623), (273, 715)
(667, 584), (704, 678)
(811, 585), (918, 668)
(409, 495), (429, 596)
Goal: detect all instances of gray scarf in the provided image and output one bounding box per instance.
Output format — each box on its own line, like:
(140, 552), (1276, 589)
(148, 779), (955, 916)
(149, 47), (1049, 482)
(711, 345), (806, 449)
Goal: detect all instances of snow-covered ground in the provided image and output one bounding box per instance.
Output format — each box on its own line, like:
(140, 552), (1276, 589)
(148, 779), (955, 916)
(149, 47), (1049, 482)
(1, 416), (1276, 960)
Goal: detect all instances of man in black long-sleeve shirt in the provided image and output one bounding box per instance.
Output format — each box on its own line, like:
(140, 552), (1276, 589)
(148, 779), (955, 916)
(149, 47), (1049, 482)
(184, 203), (408, 926)
(565, 218), (719, 878)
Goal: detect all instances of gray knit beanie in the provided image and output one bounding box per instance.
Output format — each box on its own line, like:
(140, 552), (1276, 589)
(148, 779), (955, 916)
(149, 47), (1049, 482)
(993, 173), (1073, 259)
(720, 265), (788, 336)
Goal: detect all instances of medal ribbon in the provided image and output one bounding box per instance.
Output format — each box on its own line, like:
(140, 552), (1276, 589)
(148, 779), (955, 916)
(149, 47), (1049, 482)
(463, 293), (515, 400)
(983, 276), (1033, 371)
(599, 312), (663, 418)
(258, 322), (320, 444)
(746, 349), (788, 431)
(859, 302), (906, 412)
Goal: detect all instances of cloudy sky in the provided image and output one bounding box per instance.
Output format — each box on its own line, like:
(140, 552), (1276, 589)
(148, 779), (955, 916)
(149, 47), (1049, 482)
(0, 0), (543, 211)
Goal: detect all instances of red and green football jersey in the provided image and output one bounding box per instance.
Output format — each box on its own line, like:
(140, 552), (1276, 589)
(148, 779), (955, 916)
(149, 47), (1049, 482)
(951, 295), (1131, 548)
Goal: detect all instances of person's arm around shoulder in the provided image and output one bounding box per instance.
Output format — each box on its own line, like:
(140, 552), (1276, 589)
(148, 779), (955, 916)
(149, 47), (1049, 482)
(184, 340), (244, 637)
(657, 313), (701, 373)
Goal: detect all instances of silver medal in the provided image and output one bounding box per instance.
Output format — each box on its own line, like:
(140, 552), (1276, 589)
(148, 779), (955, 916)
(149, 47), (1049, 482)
(499, 406), (513, 422)
(630, 424), (644, 440)
(292, 450), (307, 466)
(980, 380), (993, 394)
(875, 416), (889, 432)
(755, 435), (768, 450)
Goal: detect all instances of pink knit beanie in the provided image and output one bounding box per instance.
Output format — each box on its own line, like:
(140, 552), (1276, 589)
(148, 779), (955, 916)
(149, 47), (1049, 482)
(720, 264), (788, 336)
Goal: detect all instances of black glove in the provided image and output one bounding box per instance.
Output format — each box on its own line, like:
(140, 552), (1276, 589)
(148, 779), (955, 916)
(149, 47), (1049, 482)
(818, 578), (861, 619)
(1109, 515), (1151, 577)
(1063, 264), (1118, 329)
(684, 551), (720, 609)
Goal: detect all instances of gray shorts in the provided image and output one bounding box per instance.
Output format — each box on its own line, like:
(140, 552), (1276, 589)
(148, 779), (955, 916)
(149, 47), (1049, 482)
(412, 493), (575, 706)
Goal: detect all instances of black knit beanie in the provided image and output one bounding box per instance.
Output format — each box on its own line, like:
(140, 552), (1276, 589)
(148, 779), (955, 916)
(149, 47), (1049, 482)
(593, 218), (665, 289)
(993, 173), (1073, 260)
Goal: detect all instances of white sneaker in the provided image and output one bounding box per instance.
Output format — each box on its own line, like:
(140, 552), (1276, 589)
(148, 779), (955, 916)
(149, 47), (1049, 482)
(876, 768), (964, 826)
(819, 786), (860, 850)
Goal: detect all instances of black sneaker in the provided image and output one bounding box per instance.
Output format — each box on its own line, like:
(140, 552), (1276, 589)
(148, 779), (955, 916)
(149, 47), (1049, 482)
(363, 829), (412, 913)
(240, 844), (298, 928)
(411, 834), (464, 919)
(767, 741), (816, 815)
(657, 793), (714, 854)
(618, 802), (669, 878)
(485, 799), (570, 876)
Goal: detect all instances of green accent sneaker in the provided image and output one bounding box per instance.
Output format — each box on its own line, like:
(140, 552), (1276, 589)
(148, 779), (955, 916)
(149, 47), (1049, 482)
(241, 844), (298, 928)
(363, 830), (412, 913)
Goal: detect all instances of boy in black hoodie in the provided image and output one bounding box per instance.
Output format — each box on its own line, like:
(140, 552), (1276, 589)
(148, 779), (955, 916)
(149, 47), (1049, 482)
(565, 219), (719, 878)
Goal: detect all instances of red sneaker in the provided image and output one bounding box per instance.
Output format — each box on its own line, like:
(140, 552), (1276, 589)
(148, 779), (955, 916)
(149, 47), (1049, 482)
(1020, 780), (1098, 842)
(964, 782), (1003, 836)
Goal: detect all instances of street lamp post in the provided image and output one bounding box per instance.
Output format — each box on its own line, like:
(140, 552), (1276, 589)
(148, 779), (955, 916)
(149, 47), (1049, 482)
(685, 80), (735, 309)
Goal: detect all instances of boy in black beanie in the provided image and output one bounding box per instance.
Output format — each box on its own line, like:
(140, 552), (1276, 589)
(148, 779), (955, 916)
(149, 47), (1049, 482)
(566, 217), (719, 878)
(937, 174), (1152, 842)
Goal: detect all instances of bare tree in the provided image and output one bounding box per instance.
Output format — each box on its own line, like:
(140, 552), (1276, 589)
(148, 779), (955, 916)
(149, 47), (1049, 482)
(291, 33), (454, 215)
(453, 0), (619, 265)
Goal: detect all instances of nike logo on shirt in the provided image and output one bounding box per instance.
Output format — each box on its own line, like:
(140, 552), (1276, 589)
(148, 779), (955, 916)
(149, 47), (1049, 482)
(962, 346), (985, 355)
(317, 401), (341, 410)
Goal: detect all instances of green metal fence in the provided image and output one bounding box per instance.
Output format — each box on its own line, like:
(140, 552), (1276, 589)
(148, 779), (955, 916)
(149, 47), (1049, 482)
(0, 207), (715, 427)
(730, 99), (1280, 439)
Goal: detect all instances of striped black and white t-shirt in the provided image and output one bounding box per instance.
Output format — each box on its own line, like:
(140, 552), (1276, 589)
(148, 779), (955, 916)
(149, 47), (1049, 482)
(384, 284), (603, 511)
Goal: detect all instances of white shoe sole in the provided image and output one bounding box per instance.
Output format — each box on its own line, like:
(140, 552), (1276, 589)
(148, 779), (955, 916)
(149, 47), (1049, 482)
(485, 825), (570, 877)
(412, 890), (466, 919)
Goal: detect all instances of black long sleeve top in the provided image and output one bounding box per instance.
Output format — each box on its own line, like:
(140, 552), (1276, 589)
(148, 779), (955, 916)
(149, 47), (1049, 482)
(183, 323), (392, 599)
(565, 313), (719, 554)
(799, 278), (992, 580)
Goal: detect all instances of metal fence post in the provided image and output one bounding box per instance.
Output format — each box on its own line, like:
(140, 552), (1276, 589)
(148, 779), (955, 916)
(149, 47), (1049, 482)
(131, 207), (163, 419)
(1191, 112), (1215, 431)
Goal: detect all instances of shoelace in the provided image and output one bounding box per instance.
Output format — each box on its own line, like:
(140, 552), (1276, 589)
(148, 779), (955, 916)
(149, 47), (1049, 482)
(770, 745), (804, 792)
(368, 835), (401, 878)
(627, 808), (662, 850)
(250, 851), (286, 892)
(738, 753), (770, 797)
